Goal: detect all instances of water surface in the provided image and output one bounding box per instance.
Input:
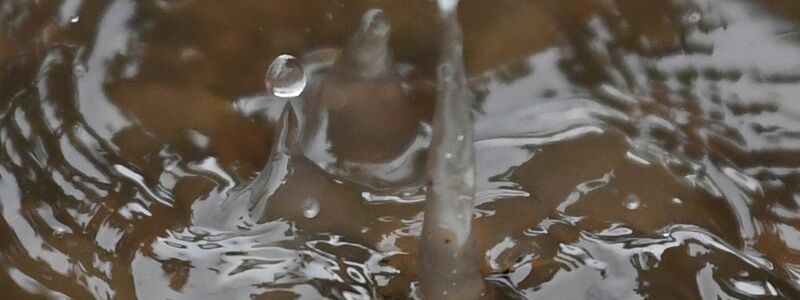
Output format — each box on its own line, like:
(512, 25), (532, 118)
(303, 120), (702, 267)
(2, 0), (800, 298)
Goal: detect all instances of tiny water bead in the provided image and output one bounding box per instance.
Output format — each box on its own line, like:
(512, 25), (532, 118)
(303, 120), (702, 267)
(623, 194), (642, 210)
(302, 197), (320, 219)
(265, 54), (306, 98)
(73, 64), (87, 78)
(69, 16), (80, 24)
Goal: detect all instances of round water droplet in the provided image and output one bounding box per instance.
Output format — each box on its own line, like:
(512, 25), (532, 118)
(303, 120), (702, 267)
(623, 194), (641, 210)
(456, 135), (465, 142)
(444, 152), (453, 159)
(73, 64), (87, 78)
(302, 197), (320, 219)
(69, 16), (80, 24)
(265, 54), (306, 98)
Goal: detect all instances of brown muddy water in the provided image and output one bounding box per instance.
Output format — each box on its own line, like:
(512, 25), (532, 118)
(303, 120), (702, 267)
(2, 0), (800, 299)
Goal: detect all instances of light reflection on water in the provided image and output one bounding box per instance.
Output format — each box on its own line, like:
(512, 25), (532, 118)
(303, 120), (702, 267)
(2, 0), (800, 298)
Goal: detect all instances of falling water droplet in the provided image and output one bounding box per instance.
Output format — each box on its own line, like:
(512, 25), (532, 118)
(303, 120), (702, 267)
(265, 54), (306, 98)
(302, 197), (320, 219)
(69, 16), (80, 24)
(623, 194), (641, 210)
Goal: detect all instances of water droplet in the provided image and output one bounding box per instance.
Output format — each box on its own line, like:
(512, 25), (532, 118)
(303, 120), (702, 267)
(437, 0), (460, 13)
(187, 130), (210, 149)
(179, 47), (201, 62)
(361, 9), (390, 37)
(302, 197), (320, 219)
(69, 16), (80, 24)
(52, 227), (72, 239)
(155, 0), (189, 10)
(73, 64), (87, 78)
(444, 152), (453, 159)
(623, 194), (641, 210)
(265, 54), (306, 98)
(672, 197), (683, 205)
(456, 135), (465, 141)
(685, 12), (702, 23)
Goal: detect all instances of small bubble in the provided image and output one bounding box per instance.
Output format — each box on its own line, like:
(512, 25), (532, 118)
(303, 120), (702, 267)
(444, 153), (453, 159)
(265, 54), (306, 98)
(672, 197), (683, 205)
(302, 197), (320, 219)
(623, 194), (641, 210)
(69, 16), (80, 24)
(456, 135), (465, 141)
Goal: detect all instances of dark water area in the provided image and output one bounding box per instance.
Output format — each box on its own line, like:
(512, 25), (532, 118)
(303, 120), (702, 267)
(2, 0), (800, 299)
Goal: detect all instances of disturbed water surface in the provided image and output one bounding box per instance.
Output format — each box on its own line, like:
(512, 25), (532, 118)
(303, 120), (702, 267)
(3, 0), (800, 299)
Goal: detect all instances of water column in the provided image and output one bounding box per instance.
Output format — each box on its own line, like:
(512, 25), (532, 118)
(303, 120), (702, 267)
(419, 0), (488, 298)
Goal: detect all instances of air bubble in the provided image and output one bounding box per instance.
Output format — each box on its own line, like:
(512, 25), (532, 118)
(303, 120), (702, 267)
(302, 197), (320, 219)
(265, 54), (306, 98)
(69, 16), (80, 24)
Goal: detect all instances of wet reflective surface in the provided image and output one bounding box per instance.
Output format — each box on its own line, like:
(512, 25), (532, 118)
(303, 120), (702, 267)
(2, 0), (800, 298)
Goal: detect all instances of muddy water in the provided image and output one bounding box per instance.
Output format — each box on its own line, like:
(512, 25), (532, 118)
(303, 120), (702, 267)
(2, 0), (800, 299)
